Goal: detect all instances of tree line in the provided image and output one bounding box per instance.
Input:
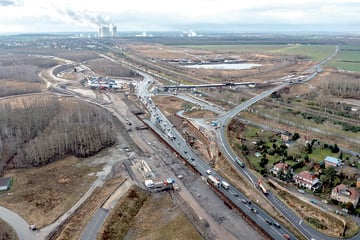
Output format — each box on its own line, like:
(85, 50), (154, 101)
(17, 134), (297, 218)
(0, 54), (60, 97)
(0, 54), (59, 82)
(87, 58), (138, 78)
(0, 95), (117, 174)
(320, 72), (360, 99)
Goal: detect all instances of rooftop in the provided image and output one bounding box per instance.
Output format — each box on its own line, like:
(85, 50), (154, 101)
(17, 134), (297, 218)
(0, 177), (11, 188)
(295, 171), (317, 181)
(332, 184), (359, 201)
(273, 162), (289, 170)
(280, 131), (292, 136)
(324, 156), (341, 164)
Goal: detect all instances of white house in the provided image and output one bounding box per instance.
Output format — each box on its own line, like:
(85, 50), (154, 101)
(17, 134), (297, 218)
(294, 171), (320, 190)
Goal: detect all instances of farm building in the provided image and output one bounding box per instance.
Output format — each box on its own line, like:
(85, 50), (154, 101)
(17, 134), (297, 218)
(0, 177), (11, 191)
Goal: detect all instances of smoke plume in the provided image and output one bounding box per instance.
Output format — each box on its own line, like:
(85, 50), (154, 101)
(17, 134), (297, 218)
(56, 8), (111, 26)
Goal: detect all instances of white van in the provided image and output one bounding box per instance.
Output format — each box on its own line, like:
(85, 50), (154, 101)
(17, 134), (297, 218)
(221, 181), (230, 190)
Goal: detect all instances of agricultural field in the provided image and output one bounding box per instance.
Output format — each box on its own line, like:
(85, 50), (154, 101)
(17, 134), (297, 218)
(327, 45), (360, 72)
(180, 44), (336, 62)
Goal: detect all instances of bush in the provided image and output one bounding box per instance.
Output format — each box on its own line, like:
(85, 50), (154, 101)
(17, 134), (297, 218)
(292, 132), (300, 141)
(292, 160), (305, 171)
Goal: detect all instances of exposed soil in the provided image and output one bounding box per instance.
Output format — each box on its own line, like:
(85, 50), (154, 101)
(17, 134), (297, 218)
(0, 156), (102, 228)
(152, 95), (187, 117)
(183, 109), (218, 119)
(53, 177), (126, 240)
(124, 191), (203, 240)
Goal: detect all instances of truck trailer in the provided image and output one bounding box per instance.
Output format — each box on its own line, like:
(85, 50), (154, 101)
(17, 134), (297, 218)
(258, 180), (268, 195)
(207, 175), (220, 188)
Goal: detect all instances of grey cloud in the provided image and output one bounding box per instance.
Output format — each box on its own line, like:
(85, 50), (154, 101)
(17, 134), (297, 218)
(0, 0), (21, 6)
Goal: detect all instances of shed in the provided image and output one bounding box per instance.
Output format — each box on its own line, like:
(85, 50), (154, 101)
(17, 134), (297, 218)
(0, 177), (11, 191)
(324, 156), (341, 168)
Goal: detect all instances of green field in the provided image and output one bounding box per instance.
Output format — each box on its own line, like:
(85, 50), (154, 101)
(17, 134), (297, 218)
(327, 45), (360, 72)
(181, 44), (336, 62)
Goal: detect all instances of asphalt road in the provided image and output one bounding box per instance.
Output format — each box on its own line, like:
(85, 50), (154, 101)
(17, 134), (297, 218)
(0, 206), (35, 240)
(137, 74), (296, 240)
(80, 208), (109, 240)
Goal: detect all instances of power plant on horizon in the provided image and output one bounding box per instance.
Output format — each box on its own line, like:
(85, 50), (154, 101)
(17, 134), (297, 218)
(98, 24), (117, 37)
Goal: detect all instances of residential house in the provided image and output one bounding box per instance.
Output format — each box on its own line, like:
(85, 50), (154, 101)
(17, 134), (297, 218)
(0, 177), (11, 191)
(331, 184), (359, 207)
(324, 156), (341, 168)
(271, 162), (290, 176)
(294, 171), (320, 191)
(356, 177), (360, 189)
(280, 131), (292, 142)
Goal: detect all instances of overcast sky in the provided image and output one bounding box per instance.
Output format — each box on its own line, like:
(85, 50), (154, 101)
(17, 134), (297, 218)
(0, 0), (360, 33)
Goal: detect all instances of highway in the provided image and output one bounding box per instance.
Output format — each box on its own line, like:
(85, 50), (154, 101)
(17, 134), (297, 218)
(162, 81), (258, 90)
(136, 73), (296, 240)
